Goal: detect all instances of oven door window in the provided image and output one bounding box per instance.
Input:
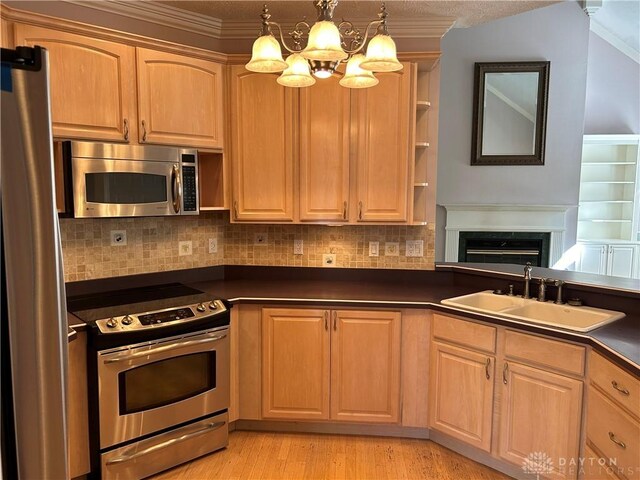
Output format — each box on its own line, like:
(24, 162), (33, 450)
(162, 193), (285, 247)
(118, 352), (216, 415)
(85, 172), (167, 204)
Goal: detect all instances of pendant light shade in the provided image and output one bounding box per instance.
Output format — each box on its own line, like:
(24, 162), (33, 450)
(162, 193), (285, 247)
(339, 54), (379, 89)
(246, 34), (288, 73)
(360, 33), (403, 72)
(277, 53), (316, 87)
(301, 21), (348, 62)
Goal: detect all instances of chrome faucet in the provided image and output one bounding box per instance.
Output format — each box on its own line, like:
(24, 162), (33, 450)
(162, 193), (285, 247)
(523, 262), (533, 299)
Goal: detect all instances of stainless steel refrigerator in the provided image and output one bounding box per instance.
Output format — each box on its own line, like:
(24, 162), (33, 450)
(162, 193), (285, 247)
(1, 46), (69, 479)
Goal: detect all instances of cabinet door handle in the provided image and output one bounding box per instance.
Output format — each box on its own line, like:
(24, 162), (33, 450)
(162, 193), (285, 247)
(358, 201), (363, 220)
(141, 120), (147, 142)
(332, 311), (337, 331)
(485, 358), (491, 380)
(324, 311), (328, 331)
(343, 201), (347, 220)
(503, 362), (509, 385)
(233, 200), (239, 220)
(608, 432), (626, 449)
(611, 380), (630, 396)
(123, 118), (129, 141)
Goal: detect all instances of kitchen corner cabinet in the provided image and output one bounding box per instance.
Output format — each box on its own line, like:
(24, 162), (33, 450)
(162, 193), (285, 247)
(429, 314), (496, 452)
(499, 331), (584, 480)
(262, 308), (401, 424)
(354, 65), (413, 223)
(14, 24), (137, 143)
(136, 48), (223, 149)
(230, 68), (295, 222)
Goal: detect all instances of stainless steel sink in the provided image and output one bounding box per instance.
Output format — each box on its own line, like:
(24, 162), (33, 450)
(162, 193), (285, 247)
(442, 290), (625, 332)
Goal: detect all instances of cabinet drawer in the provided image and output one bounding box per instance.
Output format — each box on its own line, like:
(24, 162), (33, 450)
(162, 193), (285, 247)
(587, 385), (640, 480)
(432, 313), (496, 353)
(504, 330), (585, 377)
(582, 444), (619, 480)
(590, 351), (640, 419)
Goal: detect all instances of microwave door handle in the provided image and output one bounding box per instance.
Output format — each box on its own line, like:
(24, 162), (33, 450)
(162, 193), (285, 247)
(171, 164), (181, 214)
(103, 333), (227, 364)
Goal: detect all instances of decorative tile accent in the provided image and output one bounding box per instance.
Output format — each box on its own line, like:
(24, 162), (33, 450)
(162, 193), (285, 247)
(60, 212), (435, 282)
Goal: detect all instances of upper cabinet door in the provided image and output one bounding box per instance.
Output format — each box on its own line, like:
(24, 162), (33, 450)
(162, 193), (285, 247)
(136, 48), (223, 149)
(354, 64), (413, 222)
(14, 25), (136, 143)
(299, 76), (351, 222)
(230, 67), (295, 222)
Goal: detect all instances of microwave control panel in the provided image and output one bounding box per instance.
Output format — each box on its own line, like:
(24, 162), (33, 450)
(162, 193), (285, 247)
(182, 165), (197, 212)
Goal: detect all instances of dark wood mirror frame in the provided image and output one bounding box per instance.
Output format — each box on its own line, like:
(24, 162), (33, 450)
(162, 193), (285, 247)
(471, 61), (550, 166)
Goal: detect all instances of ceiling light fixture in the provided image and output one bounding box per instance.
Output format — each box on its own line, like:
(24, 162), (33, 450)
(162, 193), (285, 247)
(246, 0), (402, 88)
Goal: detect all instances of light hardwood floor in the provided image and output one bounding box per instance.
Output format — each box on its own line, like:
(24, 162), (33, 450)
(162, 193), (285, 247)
(150, 431), (511, 480)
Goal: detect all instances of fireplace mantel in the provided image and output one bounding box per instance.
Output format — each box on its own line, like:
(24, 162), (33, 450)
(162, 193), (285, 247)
(443, 204), (575, 266)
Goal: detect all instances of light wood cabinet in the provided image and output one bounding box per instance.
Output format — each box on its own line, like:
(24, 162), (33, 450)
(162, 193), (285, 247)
(262, 307), (401, 424)
(354, 64), (413, 222)
(499, 361), (583, 479)
(14, 24), (136, 143)
(230, 68), (295, 222)
(429, 314), (496, 452)
(429, 341), (495, 451)
(136, 48), (223, 149)
(299, 75), (351, 222)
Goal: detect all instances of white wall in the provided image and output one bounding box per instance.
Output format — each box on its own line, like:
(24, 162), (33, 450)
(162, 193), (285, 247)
(435, 2), (590, 261)
(584, 31), (640, 134)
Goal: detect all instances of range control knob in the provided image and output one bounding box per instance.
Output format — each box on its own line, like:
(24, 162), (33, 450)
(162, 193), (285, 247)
(208, 301), (218, 310)
(121, 315), (134, 326)
(196, 303), (206, 312)
(106, 318), (118, 328)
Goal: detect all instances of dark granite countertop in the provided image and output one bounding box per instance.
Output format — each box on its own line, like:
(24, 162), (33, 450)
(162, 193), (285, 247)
(66, 264), (639, 375)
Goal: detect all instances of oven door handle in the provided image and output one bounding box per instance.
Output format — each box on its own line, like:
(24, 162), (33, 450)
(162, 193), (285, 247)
(105, 421), (226, 466)
(103, 333), (227, 364)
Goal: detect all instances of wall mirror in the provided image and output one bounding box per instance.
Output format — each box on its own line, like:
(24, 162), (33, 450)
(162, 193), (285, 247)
(471, 61), (550, 165)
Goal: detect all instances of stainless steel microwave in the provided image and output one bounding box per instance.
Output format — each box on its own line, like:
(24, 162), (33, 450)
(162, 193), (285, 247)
(65, 141), (199, 218)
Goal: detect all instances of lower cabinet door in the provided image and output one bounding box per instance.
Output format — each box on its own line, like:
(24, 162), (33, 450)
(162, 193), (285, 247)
(330, 310), (401, 423)
(429, 342), (495, 451)
(499, 361), (583, 480)
(261, 308), (330, 420)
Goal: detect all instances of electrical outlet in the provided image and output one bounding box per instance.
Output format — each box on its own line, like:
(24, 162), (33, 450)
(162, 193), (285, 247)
(405, 240), (424, 257)
(385, 242), (399, 256)
(110, 230), (127, 246)
(179, 241), (192, 256)
(322, 253), (336, 267)
(254, 233), (268, 246)
(293, 239), (304, 255)
(369, 241), (379, 257)
(208, 238), (218, 254)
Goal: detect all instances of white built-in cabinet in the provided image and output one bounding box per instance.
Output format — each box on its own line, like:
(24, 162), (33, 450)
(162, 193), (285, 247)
(576, 135), (640, 279)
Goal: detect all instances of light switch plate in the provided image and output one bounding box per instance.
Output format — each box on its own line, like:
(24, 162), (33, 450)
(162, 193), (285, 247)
(369, 241), (379, 257)
(208, 238), (218, 254)
(294, 239), (304, 255)
(179, 241), (193, 256)
(406, 240), (424, 257)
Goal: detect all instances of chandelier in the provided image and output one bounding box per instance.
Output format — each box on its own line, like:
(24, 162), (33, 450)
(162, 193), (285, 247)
(246, 0), (402, 88)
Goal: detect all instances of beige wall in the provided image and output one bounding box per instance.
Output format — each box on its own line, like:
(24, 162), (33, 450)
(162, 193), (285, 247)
(61, 213), (435, 282)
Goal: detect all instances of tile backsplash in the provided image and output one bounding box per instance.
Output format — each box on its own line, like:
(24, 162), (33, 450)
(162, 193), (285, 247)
(60, 212), (435, 282)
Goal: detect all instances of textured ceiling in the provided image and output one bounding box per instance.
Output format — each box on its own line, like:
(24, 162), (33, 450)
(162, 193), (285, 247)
(157, 1), (559, 28)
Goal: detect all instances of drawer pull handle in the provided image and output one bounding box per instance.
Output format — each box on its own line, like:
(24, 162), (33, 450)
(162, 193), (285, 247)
(485, 358), (491, 380)
(611, 380), (630, 396)
(324, 311), (328, 331)
(503, 362), (509, 385)
(333, 311), (337, 331)
(608, 432), (626, 449)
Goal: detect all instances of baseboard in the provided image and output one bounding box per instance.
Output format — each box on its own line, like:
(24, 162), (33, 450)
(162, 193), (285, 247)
(233, 419), (431, 439)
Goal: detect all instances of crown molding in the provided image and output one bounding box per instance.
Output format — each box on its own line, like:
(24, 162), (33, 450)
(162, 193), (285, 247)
(64, 0), (454, 41)
(590, 19), (640, 64)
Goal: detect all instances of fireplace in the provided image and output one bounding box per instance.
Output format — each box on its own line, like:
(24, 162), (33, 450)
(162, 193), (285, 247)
(458, 232), (551, 267)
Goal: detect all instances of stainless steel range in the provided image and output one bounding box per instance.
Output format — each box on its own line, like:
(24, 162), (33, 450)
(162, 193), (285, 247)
(69, 284), (230, 480)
